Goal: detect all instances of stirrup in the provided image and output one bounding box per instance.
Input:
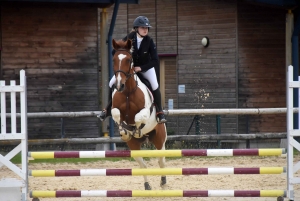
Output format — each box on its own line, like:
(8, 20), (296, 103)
(156, 112), (167, 124)
(97, 109), (107, 121)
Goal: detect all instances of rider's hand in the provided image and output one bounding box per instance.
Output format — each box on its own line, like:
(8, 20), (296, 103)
(134, 67), (141, 72)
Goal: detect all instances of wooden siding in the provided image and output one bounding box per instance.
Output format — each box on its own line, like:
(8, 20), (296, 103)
(0, 0), (289, 140)
(176, 0), (237, 135)
(106, 0), (288, 136)
(105, 4), (128, 43)
(156, 0), (177, 54)
(1, 3), (100, 139)
(128, 0), (156, 43)
(237, 2), (286, 133)
(163, 57), (178, 135)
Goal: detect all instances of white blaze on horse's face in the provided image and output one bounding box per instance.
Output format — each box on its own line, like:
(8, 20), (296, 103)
(116, 53), (127, 89)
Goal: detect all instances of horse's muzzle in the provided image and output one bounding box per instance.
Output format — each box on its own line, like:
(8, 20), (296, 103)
(116, 83), (125, 92)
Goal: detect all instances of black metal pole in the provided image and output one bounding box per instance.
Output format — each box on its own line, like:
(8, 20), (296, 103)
(107, 0), (120, 150)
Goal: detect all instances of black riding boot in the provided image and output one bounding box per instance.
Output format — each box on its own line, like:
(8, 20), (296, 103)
(152, 88), (167, 124)
(98, 88), (113, 121)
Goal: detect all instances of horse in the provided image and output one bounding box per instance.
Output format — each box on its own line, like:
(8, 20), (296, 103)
(110, 38), (167, 190)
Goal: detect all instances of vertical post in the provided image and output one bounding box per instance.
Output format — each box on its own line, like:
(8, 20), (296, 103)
(287, 65), (294, 200)
(216, 115), (221, 148)
(283, 9), (293, 150)
(246, 115), (250, 148)
(107, 1), (119, 150)
(286, 10), (293, 73)
(60, 118), (65, 151)
(195, 115), (200, 135)
(283, 10), (294, 199)
(100, 8), (109, 136)
(292, 34), (299, 129)
(20, 70), (28, 201)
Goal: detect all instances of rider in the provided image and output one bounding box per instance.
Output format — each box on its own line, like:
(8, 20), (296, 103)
(98, 16), (167, 124)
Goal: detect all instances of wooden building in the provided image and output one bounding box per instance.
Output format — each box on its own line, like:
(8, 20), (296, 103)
(0, 0), (295, 141)
(107, 0), (288, 137)
(0, 0), (139, 140)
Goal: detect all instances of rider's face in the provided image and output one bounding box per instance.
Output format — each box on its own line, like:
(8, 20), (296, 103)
(138, 27), (148, 37)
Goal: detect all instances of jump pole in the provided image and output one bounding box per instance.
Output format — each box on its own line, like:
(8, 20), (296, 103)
(28, 148), (285, 159)
(30, 190), (286, 198)
(29, 167), (286, 177)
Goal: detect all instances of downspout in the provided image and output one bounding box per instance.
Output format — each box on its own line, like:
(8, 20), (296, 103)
(108, 0), (119, 150)
(292, 13), (300, 129)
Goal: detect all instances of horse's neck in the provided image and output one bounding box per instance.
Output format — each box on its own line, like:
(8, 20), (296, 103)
(124, 74), (138, 92)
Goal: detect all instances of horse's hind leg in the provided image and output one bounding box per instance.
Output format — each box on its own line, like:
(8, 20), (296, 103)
(127, 138), (151, 190)
(151, 124), (167, 187)
(134, 157), (151, 190)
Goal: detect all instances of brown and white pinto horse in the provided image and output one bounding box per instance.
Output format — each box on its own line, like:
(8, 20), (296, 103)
(111, 39), (167, 190)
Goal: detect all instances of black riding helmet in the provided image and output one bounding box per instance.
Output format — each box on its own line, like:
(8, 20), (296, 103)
(133, 16), (152, 29)
(133, 16), (151, 37)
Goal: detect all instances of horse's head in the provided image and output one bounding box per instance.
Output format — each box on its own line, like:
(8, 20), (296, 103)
(112, 39), (134, 92)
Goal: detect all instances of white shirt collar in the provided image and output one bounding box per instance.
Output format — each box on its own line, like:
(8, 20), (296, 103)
(137, 36), (143, 49)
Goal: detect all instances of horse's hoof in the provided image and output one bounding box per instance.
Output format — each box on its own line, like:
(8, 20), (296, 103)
(160, 176), (167, 186)
(121, 136), (131, 142)
(277, 196), (284, 201)
(144, 182), (151, 190)
(120, 129), (132, 142)
(120, 134), (132, 142)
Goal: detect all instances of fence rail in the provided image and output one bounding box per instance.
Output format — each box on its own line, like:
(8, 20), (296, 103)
(0, 133), (287, 146)
(1, 108), (299, 118)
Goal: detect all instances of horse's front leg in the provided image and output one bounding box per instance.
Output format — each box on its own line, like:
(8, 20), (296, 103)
(111, 108), (131, 142)
(134, 108), (150, 129)
(134, 157), (151, 190)
(158, 145), (167, 187)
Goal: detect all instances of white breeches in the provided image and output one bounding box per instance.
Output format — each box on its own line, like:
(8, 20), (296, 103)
(109, 67), (159, 91)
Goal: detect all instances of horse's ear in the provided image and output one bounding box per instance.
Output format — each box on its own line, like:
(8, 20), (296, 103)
(112, 39), (120, 50)
(125, 39), (132, 50)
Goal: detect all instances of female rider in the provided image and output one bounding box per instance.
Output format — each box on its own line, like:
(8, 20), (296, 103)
(99, 16), (166, 124)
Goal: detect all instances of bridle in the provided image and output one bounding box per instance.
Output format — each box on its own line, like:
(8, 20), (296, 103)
(114, 48), (138, 124)
(114, 49), (135, 82)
